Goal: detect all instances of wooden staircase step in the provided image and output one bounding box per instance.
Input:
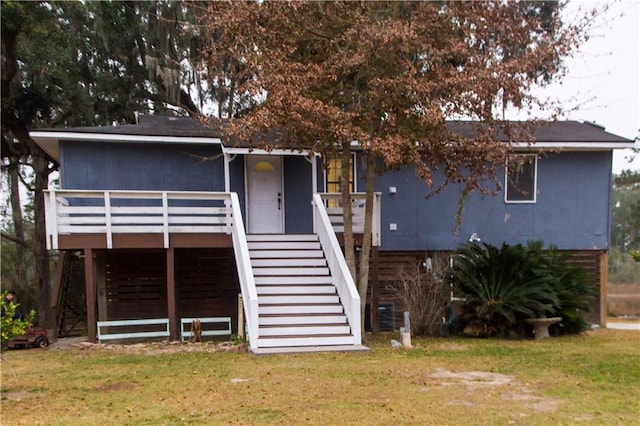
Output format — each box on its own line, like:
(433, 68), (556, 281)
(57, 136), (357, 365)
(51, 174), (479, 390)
(255, 276), (333, 285)
(259, 314), (348, 325)
(258, 295), (340, 304)
(256, 285), (337, 295)
(249, 249), (324, 259)
(256, 335), (356, 348)
(251, 258), (327, 267)
(248, 241), (321, 250)
(252, 267), (330, 276)
(247, 234), (318, 242)
(259, 325), (351, 337)
(258, 304), (344, 315)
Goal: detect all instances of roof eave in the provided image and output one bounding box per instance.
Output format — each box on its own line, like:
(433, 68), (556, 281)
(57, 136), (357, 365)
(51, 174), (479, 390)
(510, 141), (636, 150)
(29, 131), (223, 162)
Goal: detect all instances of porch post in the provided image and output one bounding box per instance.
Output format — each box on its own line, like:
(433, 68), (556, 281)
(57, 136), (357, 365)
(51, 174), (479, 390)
(599, 251), (608, 328)
(224, 152), (230, 192)
(167, 247), (178, 340)
(311, 155), (318, 194)
(95, 252), (108, 321)
(371, 246), (380, 333)
(84, 248), (97, 343)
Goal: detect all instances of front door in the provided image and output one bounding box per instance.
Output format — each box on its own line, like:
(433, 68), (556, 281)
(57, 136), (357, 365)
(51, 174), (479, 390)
(246, 155), (284, 234)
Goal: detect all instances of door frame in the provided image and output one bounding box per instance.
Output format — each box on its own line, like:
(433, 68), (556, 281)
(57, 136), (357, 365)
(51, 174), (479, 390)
(244, 154), (285, 234)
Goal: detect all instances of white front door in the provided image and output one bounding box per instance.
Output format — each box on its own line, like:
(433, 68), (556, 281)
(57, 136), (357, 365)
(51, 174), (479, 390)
(246, 155), (284, 234)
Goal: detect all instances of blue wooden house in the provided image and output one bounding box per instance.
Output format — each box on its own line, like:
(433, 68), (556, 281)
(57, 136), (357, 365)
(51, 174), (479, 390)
(31, 116), (633, 352)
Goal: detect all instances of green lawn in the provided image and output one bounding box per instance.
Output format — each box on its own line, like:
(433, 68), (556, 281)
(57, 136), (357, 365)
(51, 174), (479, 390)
(1, 329), (638, 425)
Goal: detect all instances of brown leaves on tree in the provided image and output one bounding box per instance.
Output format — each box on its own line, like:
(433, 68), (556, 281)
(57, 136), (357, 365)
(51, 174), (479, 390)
(198, 1), (594, 329)
(199, 1), (591, 196)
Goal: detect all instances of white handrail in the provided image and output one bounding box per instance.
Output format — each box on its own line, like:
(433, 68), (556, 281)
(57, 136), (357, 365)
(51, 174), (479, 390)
(229, 193), (259, 350)
(318, 192), (381, 246)
(312, 193), (362, 345)
(45, 189), (260, 350)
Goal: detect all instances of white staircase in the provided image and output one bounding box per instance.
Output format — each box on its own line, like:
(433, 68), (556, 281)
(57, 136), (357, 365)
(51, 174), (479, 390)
(247, 234), (364, 352)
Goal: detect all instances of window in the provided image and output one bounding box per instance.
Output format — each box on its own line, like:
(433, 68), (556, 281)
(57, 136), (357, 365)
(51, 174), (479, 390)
(325, 155), (355, 193)
(325, 154), (356, 207)
(505, 154), (537, 203)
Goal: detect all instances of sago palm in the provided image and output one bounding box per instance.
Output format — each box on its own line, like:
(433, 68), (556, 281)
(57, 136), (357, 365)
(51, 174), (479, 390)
(449, 243), (559, 337)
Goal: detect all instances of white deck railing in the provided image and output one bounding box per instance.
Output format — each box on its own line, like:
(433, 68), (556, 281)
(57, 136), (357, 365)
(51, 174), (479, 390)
(229, 193), (259, 350)
(45, 189), (260, 350)
(44, 190), (234, 249)
(312, 194), (362, 346)
(318, 192), (381, 246)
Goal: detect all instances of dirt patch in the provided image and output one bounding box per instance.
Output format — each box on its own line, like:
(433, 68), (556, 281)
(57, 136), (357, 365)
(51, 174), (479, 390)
(415, 369), (562, 414)
(48, 336), (89, 350)
(1, 390), (34, 401)
(68, 340), (249, 355)
(429, 369), (513, 387)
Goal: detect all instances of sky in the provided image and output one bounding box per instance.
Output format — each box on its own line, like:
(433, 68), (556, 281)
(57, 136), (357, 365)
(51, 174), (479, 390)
(521, 0), (639, 173)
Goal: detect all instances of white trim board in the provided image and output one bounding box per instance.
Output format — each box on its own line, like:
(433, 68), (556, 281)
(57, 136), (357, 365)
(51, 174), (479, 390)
(30, 131), (222, 163)
(222, 146), (319, 156)
(30, 131), (221, 144)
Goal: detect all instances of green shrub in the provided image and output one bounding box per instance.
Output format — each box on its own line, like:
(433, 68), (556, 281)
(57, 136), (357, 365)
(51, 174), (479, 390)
(448, 243), (558, 337)
(525, 242), (595, 336)
(448, 241), (594, 338)
(1, 291), (36, 349)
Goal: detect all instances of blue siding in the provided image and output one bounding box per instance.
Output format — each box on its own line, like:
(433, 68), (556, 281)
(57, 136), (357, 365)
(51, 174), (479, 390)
(60, 138), (612, 251)
(284, 156), (313, 233)
(361, 151), (612, 251)
(229, 156), (246, 218)
(60, 141), (225, 191)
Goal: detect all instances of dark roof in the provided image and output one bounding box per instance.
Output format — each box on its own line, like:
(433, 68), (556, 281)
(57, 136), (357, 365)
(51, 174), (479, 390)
(42, 115), (225, 138)
(447, 120), (632, 143)
(35, 116), (632, 144)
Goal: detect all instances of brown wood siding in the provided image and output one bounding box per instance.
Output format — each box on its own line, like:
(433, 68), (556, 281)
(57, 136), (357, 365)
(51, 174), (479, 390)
(105, 249), (168, 320)
(366, 249), (604, 329)
(368, 251), (452, 330)
(562, 250), (602, 324)
(57, 234), (232, 250)
(175, 248), (240, 333)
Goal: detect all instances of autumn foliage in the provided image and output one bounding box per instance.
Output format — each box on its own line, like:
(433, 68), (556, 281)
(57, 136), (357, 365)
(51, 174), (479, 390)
(201, 1), (588, 189)
(199, 1), (594, 328)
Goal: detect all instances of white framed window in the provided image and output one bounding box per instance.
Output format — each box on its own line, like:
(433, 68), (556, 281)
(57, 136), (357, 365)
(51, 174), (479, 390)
(324, 153), (357, 192)
(324, 153), (357, 208)
(505, 154), (537, 203)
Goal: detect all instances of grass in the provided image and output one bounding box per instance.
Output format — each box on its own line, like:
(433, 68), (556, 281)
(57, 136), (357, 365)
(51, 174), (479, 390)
(1, 329), (639, 425)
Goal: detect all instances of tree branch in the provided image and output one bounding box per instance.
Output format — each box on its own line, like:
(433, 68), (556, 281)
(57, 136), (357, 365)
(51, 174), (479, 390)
(1, 231), (30, 248)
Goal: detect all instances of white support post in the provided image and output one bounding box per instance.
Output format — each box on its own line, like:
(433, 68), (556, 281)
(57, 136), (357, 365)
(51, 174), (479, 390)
(223, 152), (231, 193)
(311, 155), (318, 195)
(47, 191), (58, 250)
(373, 192), (381, 247)
(162, 192), (169, 248)
(225, 197), (232, 234)
(311, 156), (318, 233)
(104, 191), (113, 249)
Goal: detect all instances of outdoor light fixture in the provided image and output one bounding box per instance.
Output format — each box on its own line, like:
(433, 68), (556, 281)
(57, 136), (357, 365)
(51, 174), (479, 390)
(253, 161), (275, 172)
(469, 232), (481, 243)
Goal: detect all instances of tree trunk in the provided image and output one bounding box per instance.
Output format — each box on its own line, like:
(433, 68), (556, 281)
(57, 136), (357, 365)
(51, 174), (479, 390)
(357, 153), (376, 333)
(8, 160), (29, 309)
(340, 141), (356, 280)
(31, 149), (54, 329)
